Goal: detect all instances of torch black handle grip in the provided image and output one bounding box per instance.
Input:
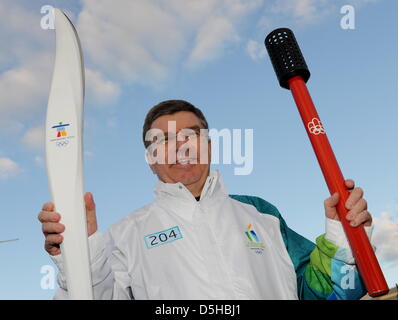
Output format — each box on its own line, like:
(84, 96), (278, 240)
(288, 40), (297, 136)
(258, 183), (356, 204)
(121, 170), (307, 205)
(264, 28), (311, 89)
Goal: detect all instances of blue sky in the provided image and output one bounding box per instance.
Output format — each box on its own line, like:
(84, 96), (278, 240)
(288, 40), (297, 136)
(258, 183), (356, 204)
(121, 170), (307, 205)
(0, 0), (397, 299)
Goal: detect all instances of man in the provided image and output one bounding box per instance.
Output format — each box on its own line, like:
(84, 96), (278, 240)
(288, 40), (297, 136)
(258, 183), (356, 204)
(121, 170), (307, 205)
(38, 100), (373, 299)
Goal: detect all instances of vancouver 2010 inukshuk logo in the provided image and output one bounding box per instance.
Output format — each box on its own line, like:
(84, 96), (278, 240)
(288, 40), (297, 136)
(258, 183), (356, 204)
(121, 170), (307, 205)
(50, 122), (75, 147)
(245, 224), (265, 254)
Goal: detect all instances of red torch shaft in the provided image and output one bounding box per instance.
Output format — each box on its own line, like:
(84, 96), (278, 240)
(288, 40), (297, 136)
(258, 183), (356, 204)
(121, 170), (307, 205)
(288, 75), (389, 297)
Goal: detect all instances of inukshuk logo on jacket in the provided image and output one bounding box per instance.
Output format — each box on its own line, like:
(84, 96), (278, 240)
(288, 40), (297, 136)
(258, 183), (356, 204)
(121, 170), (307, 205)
(245, 224), (265, 254)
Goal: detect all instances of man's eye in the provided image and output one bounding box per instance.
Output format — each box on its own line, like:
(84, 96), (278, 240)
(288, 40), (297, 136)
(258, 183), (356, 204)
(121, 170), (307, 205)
(155, 137), (167, 145)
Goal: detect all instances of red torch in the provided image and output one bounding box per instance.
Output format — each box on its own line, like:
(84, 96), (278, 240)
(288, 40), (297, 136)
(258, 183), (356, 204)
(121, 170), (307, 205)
(264, 28), (388, 297)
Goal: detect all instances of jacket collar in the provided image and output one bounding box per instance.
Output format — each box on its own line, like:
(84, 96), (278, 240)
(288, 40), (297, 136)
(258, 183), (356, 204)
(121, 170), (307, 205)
(153, 169), (228, 206)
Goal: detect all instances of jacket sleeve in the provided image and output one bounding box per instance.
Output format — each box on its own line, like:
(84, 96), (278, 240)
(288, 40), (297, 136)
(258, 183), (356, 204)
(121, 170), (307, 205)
(51, 230), (133, 300)
(228, 194), (372, 300)
(272, 203), (373, 300)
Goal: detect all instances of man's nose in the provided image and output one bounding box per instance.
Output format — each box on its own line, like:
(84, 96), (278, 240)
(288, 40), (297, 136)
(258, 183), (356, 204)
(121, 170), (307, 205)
(175, 136), (197, 155)
(176, 137), (188, 148)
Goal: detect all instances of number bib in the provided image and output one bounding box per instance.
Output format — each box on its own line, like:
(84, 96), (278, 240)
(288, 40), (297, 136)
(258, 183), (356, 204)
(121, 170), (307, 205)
(144, 226), (183, 249)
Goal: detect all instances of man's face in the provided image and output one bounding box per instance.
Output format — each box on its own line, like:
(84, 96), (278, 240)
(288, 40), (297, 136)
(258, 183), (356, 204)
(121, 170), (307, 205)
(146, 111), (211, 192)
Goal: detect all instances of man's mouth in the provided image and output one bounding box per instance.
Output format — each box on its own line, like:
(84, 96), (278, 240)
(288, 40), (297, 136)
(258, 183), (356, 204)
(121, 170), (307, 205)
(176, 157), (197, 164)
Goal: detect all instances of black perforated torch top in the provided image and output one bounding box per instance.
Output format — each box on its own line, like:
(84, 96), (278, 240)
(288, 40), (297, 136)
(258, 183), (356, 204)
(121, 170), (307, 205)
(264, 28), (311, 90)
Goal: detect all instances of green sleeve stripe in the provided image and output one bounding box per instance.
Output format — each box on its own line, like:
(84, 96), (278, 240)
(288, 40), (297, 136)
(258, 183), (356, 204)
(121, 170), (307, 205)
(304, 235), (339, 295)
(312, 234), (339, 278)
(304, 267), (334, 296)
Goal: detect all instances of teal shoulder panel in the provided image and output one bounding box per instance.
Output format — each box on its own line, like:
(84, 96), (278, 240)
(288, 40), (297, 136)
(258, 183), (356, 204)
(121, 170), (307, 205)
(229, 194), (281, 219)
(229, 194), (315, 268)
(229, 194), (322, 299)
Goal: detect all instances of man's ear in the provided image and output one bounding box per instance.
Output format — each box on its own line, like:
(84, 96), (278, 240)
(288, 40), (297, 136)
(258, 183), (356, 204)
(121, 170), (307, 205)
(207, 138), (212, 163)
(145, 151), (157, 174)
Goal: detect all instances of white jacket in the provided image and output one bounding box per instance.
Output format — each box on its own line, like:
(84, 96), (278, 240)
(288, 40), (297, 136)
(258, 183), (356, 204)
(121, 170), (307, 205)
(51, 170), (372, 300)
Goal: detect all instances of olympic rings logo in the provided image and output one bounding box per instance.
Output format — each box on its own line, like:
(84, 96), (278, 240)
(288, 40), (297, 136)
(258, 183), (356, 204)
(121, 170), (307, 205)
(308, 118), (326, 135)
(56, 140), (69, 147)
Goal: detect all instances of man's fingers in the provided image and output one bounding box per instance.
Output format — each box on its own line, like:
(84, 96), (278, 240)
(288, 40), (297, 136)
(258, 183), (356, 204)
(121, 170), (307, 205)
(45, 245), (61, 256)
(349, 198), (367, 215)
(345, 187), (364, 210)
(323, 180), (372, 227)
(324, 192), (339, 208)
(346, 210), (372, 227)
(84, 192), (95, 212)
(45, 234), (64, 246)
(324, 193), (340, 220)
(345, 179), (355, 190)
(84, 192), (98, 237)
(42, 222), (65, 235)
(45, 234), (63, 256)
(42, 202), (55, 212)
(38, 210), (61, 223)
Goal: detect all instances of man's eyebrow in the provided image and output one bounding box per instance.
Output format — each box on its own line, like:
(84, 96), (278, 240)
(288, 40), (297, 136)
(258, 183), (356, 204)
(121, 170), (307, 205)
(164, 125), (204, 137)
(184, 125), (202, 132)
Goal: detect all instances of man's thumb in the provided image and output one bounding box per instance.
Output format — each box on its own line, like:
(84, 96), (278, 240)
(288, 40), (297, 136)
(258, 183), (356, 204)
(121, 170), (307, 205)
(84, 192), (98, 236)
(84, 192), (96, 212)
(324, 192), (340, 220)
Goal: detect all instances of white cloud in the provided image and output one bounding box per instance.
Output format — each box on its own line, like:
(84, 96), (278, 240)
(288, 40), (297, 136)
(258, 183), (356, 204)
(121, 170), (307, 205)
(77, 0), (184, 85)
(0, 119), (24, 135)
(0, 1), (47, 66)
(246, 39), (267, 61)
(21, 126), (45, 150)
(0, 0), (383, 124)
(85, 68), (121, 105)
(0, 0), (264, 121)
(0, 53), (53, 119)
(260, 0), (381, 28)
(373, 211), (398, 266)
(186, 17), (239, 67)
(0, 1), (120, 124)
(268, 0), (335, 25)
(77, 0), (263, 83)
(0, 157), (21, 179)
(348, 0), (381, 6)
(0, 1), (54, 122)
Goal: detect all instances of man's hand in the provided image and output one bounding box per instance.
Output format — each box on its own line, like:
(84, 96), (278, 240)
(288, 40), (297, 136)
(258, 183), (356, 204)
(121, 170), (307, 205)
(38, 192), (98, 256)
(324, 179), (372, 227)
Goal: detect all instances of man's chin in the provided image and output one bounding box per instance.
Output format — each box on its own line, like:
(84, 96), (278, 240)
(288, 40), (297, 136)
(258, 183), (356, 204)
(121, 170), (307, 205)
(169, 164), (206, 185)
